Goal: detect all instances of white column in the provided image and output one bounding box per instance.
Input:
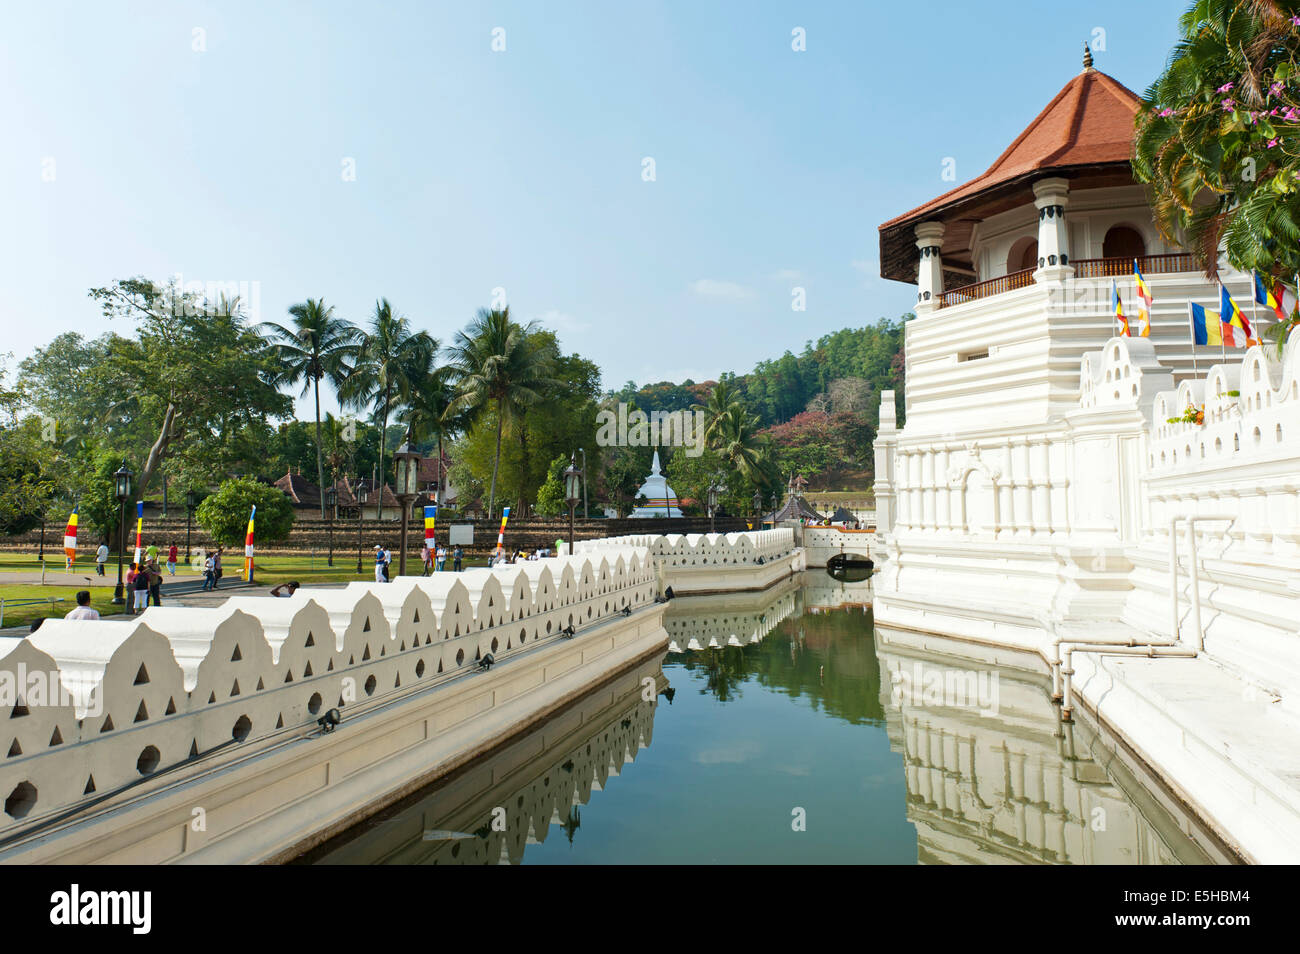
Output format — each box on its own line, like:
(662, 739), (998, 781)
(915, 221), (945, 315)
(1033, 177), (1073, 283)
(873, 391), (898, 533)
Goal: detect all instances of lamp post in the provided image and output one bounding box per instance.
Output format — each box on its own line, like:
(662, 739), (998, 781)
(771, 493), (778, 529)
(112, 462), (133, 605)
(184, 490), (197, 564)
(578, 447), (588, 519)
(564, 453), (583, 555)
(393, 438), (421, 578)
(707, 482), (720, 534)
(355, 482), (369, 574)
(325, 487), (337, 567)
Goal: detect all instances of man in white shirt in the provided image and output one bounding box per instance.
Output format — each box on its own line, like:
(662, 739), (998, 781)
(95, 543), (109, 576)
(65, 590), (100, 620)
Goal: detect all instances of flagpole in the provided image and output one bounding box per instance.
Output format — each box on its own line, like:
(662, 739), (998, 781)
(1187, 300), (1200, 381)
(1217, 284), (1227, 362)
(1250, 272), (1263, 348)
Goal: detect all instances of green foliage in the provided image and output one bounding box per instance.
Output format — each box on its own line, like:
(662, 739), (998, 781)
(196, 477), (295, 548)
(534, 454), (571, 516)
(1134, 0), (1300, 296)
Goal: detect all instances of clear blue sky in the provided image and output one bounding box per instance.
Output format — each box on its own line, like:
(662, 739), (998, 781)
(1, 0), (1186, 417)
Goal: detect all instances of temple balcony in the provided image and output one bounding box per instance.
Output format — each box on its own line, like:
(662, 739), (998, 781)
(937, 253), (1196, 309)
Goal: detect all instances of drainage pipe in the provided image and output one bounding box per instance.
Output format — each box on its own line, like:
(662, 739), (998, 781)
(1058, 641), (1197, 722)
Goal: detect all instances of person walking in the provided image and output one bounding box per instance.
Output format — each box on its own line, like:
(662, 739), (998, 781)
(131, 563), (150, 615)
(374, 545), (386, 583)
(202, 552), (216, 591)
(452, 545), (463, 572)
(95, 542), (109, 577)
(65, 590), (100, 620)
(435, 544), (447, 572)
(146, 541), (159, 566)
(382, 545), (392, 581)
(167, 542), (178, 576)
(212, 547), (223, 589)
(147, 559), (163, 607)
(420, 541), (432, 576)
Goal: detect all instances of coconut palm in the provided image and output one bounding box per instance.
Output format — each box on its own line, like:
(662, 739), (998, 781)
(694, 377), (742, 446)
(339, 299), (436, 518)
(399, 355), (467, 506)
(447, 307), (553, 519)
(258, 299), (360, 517)
(711, 402), (771, 487)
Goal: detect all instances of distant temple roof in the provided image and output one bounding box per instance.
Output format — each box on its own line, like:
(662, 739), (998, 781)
(772, 494), (825, 523)
(274, 472), (321, 509)
(879, 56), (1141, 283)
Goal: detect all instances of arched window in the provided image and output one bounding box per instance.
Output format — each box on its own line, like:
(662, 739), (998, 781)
(1007, 236), (1038, 273)
(1103, 225), (1146, 261)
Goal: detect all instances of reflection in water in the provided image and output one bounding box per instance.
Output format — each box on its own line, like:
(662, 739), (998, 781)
(297, 573), (1229, 864)
(296, 655), (666, 865)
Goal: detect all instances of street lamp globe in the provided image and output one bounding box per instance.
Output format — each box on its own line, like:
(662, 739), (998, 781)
(185, 489), (197, 511)
(563, 454), (582, 507)
(357, 482), (369, 506)
(394, 440), (421, 498)
(114, 462), (134, 501)
(325, 487), (338, 511)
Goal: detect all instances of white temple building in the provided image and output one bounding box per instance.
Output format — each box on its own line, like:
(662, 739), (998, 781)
(869, 49), (1300, 862)
(629, 450), (682, 518)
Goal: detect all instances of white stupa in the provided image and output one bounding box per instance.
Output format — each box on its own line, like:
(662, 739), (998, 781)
(629, 450), (683, 518)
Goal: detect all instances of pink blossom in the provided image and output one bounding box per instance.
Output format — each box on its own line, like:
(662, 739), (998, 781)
(1222, 98), (1236, 111)
(1217, 82), (1234, 93)
(1271, 81), (1285, 97)
(1158, 107), (1175, 117)
(1269, 138), (1280, 148)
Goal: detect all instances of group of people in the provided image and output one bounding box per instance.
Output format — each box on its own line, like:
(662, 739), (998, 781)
(93, 541), (182, 577)
(418, 542), (464, 575)
(487, 545), (553, 567)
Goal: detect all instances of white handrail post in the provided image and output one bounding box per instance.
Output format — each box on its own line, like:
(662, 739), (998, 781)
(1186, 520), (1205, 652)
(1168, 515), (1181, 644)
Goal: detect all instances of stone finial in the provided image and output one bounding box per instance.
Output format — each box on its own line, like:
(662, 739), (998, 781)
(1082, 42), (1094, 71)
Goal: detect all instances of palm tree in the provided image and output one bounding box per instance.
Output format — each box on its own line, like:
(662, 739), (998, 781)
(258, 299), (359, 517)
(711, 402), (771, 487)
(340, 299), (436, 519)
(447, 307), (553, 519)
(399, 355), (467, 506)
(694, 376), (745, 448)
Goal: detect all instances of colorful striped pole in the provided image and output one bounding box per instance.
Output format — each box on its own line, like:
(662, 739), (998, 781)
(133, 501), (144, 565)
(496, 506), (511, 558)
(244, 505), (256, 582)
(62, 506), (78, 570)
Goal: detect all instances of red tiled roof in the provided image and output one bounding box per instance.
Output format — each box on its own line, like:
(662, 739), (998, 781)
(274, 472), (321, 508)
(878, 67), (1142, 283)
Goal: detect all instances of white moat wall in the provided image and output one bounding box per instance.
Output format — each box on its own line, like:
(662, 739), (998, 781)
(576, 528), (800, 594)
(0, 550), (667, 863)
(872, 334), (1300, 861)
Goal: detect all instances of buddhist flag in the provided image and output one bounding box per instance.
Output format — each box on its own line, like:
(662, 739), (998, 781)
(497, 506), (511, 547)
(1111, 280), (1130, 337)
(1255, 271), (1298, 322)
(1134, 260), (1153, 337)
(244, 505), (256, 578)
(1220, 285), (1252, 348)
(63, 506), (78, 565)
(133, 501), (144, 564)
(423, 504), (437, 543)
(1189, 301), (1223, 346)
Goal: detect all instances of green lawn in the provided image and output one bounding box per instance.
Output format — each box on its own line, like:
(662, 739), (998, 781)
(0, 584), (122, 629)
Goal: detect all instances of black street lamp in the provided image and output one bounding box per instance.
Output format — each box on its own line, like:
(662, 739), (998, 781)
(112, 462), (133, 605)
(564, 453), (583, 555)
(578, 447), (588, 519)
(707, 482), (721, 534)
(325, 486), (338, 567)
(355, 482), (369, 574)
(393, 438), (422, 578)
(184, 490), (197, 564)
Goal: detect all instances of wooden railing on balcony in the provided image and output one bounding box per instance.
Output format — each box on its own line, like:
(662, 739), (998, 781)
(1071, 252), (1196, 278)
(937, 253), (1199, 309)
(939, 266), (1036, 308)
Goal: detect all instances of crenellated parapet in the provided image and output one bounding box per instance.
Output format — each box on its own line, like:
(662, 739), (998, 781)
(0, 550), (658, 844)
(576, 529), (799, 595)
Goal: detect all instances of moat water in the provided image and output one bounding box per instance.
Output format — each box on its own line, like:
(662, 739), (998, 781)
(299, 572), (1223, 865)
